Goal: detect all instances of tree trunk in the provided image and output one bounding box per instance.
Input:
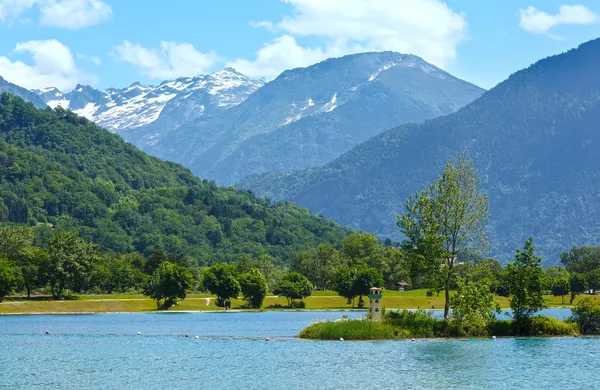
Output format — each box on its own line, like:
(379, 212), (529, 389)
(27, 286), (31, 299)
(444, 274), (451, 322)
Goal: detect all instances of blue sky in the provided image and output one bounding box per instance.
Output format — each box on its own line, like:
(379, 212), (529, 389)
(1, 0), (599, 91)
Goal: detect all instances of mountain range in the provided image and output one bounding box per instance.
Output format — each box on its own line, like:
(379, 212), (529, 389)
(142, 52), (484, 184)
(31, 68), (264, 142)
(238, 38), (600, 265)
(3, 52), (484, 185)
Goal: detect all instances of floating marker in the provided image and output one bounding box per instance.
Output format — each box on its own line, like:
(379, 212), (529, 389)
(339, 338), (344, 341)
(195, 335), (199, 340)
(265, 337), (270, 341)
(185, 334), (190, 338)
(492, 336), (496, 340)
(137, 331), (141, 336)
(45, 330), (49, 335)
(411, 338), (416, 342)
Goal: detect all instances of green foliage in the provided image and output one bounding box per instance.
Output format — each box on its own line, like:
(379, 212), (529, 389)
(298, 319), (402, 340)
(332, 267), (357, 305)
(487, 317), (575, 337)
(561, 246), (600, 274)
(399, 153), (489, 321)
(352, 267), (384, 308)
(238, 268), (267, 309)
(0, 258), (22, 301)
(508, 237), (546, 324)
(292, 243), (340, 290)
(451, 277), (501, 336)
(273, 272), (313, 307)
(202, 263), (241, 307)
(42, 231), (98, 298)
(143, 261), (193, 310)
(569, 273), (587, 304)
(550, 278), (570, 305)
(0, 93), (351, 266)
(571, 297), (600, 335)
(384, 310), (439, 338)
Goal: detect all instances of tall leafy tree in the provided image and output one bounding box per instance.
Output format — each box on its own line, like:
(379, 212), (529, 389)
(351, 267), (384, 308)
(42, 231), (98, 298)
(399, 153), (489, 324)
(292, 243), (340, 290)
(238, 268), (267, 309)
(144, 261), (193, 310)
(17, 246), (48, 298)
(332, 267), (358, 306)
(0, 258), (22, 302)
(202, 263), (241, 307)
(273, 272), (313, 307)
(507, 237), (546, 327)
(569, 273), (587, 304)
(451, 276), (500, 336)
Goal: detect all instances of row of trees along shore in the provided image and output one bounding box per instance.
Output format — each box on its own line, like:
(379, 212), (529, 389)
(1, 154), (600, 323)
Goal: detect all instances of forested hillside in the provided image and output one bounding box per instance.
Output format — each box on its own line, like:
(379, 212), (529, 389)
(0, 93), (351, 265)
(239, 38), (600, 265)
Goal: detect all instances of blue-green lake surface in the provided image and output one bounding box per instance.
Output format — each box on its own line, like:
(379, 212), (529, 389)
(1, 309), (598, 389)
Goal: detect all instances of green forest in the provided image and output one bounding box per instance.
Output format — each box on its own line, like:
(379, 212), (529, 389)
(0, 93), (351, 266)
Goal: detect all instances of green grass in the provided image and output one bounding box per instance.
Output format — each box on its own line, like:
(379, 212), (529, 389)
(299, 319), (404, 340)
(1, 290), (597, 314)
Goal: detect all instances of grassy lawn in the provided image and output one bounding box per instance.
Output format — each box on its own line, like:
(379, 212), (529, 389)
(0, 289), (595, 314)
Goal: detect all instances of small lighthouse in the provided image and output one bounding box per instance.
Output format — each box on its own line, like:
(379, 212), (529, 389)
(368, 287), (382, 322)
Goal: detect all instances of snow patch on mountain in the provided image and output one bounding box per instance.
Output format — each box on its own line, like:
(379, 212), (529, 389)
(34, 68), (263, 132)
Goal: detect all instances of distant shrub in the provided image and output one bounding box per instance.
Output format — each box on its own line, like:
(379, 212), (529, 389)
(572, 297), (600, 334)
(299, 320), (403, 340)
(384, 310), (439, 338)
(521, 316), (575, 336)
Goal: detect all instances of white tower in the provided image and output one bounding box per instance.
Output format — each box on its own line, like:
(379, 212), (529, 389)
(368, 287), (382, 322)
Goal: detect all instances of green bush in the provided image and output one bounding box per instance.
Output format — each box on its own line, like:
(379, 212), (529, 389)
(487, 320), (513, 337)
(384, 310), (440, 338)
(572, 297), (600, 334)
(298, 319), (404, 340)
(521, 316), (576, 336)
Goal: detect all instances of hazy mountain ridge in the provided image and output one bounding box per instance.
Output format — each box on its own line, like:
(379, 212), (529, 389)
(238, 38), (600, 265)
(144, 52), (484, 183)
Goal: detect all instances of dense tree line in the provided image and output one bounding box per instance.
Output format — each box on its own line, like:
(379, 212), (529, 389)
(0, 93), (351, 265)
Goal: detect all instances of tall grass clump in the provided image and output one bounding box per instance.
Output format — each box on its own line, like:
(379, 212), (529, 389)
(489, 316), (576, 337)
(298, 320), (404, 340)
(384, 310), (440, 338)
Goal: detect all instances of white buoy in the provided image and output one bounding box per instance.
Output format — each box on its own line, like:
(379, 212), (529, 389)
(195, 335), (199, 340)
(137, 331), (141, 336)
(492, 336), (496, 339)
(266, 337), (270, 341)
(340, 338), (344, 341)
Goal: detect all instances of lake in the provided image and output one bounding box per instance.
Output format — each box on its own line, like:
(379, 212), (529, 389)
(1, 309), (598, 389)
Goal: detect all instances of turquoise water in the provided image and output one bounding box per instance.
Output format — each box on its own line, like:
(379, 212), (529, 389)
(0, 309), (597, 389)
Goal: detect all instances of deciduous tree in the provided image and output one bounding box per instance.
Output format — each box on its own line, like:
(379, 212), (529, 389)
(399, 153), (489, 324)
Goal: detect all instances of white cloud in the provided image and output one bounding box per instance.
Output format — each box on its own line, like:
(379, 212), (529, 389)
(0, 39), (97, 90)
(39, 0), (112, 29)
(229, 0), (468, 79)
(519, 5), (598, 38)
(0, 0), (36, 23)
(0, 0), (111, 29)
(113, 41), (218, 80)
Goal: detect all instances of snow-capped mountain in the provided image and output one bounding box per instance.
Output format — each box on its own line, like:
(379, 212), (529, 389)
(32, 68), (264, 133)
(145, 52), (485, 184)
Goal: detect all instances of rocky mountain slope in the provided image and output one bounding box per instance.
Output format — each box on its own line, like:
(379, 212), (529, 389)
(33, 68), (263, 138)
(145, 52), (484, 183)
(238, 38), (600, 264)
